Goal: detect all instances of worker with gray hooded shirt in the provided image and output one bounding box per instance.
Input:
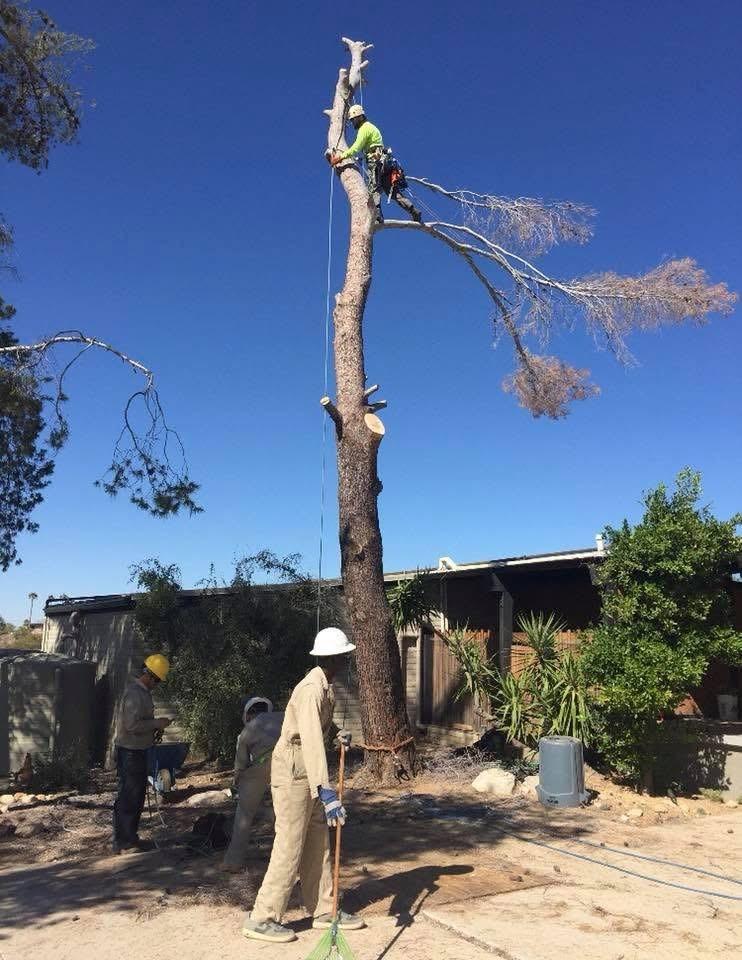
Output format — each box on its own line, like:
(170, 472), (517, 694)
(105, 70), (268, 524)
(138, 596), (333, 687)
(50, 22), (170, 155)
(222, 695), (283, 872)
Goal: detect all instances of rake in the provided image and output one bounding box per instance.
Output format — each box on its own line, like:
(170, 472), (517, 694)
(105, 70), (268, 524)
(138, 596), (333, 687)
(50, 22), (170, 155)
(305, 743), (356, 960)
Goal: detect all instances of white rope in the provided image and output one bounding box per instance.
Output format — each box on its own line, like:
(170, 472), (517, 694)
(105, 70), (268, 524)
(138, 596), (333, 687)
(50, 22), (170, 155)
(317, 169), (335, 632)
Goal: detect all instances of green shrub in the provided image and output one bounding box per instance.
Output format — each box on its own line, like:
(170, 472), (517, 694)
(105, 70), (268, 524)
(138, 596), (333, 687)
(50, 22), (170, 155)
(699, 788), (724, 803)
(582, 469), (742, 787)
(32, 745), (90, 792)
(131, 552), (337, 763)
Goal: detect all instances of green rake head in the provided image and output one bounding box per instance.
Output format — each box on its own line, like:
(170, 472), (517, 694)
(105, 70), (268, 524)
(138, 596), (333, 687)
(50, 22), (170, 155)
(305, 922), (356, 960)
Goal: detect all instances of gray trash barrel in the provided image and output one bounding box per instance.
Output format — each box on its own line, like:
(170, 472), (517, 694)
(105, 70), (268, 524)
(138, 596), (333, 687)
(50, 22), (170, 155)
(537, 735), (588, 807)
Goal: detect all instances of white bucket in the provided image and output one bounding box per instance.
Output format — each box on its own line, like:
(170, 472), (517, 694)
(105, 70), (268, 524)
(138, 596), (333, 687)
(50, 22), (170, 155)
(717, 693), (739, 722)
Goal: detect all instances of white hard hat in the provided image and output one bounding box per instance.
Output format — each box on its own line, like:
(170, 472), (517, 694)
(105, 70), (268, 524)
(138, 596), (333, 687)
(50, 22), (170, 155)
(310, 627), (356, 657)
(348, 104), (365, 120)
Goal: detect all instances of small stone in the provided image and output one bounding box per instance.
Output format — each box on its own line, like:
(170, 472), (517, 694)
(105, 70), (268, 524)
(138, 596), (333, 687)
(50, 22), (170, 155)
(0, 794), (14, 806)
(72, 915), (80, 922)
(627, 807), (644, 819)
(471, 768), (516, 797)
(619, 814), (629, 823)
(15, 820), (45, 838)
(182, 789), (232, 808)
(727, 829), (734, 834)
(519, 775), (539, 800)
(553, 865), (561, 873)
(509, 874), (523, 883)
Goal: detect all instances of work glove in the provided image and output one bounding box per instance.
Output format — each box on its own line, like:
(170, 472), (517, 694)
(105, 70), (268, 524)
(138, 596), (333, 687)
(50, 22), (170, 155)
(336, 729), (352, 748)
(318, 786), (347, 826)
(329, 151), (344, 167)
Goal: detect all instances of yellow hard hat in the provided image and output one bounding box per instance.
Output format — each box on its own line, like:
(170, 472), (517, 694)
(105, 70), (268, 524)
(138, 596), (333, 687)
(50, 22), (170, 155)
(144, 653), (170, 682)
(348, 104), (365, 120)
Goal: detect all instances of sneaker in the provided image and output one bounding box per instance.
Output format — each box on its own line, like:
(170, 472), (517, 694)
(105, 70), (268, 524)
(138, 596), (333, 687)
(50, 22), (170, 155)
(242, 919), (296, 943)
(312, 910), (365, 930)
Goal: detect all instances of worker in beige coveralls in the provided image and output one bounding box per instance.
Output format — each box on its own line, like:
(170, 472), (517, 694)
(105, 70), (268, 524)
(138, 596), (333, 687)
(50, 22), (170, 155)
(242, 628), (366, 943)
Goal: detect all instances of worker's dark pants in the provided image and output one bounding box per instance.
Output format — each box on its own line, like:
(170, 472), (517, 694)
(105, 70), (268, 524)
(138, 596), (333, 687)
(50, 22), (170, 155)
(113, 747), (148, 845)
(367, 159), (418, 221)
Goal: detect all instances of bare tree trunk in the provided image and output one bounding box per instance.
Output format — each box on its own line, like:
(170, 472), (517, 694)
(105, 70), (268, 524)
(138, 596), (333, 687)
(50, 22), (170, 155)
(324, 39), (412, 783)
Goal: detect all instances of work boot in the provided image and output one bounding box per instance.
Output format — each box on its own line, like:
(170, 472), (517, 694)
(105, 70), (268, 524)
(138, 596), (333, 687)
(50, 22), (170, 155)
(313, 910), (365, 930)
(114, 837), (155, 854)
(242, 919), (296, 943)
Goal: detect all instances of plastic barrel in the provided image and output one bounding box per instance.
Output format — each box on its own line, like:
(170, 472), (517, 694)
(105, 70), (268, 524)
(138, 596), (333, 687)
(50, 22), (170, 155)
(537, 735), (588, 808)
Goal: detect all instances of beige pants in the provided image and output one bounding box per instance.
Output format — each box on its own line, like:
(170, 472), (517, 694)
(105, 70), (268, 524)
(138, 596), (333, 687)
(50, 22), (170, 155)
(223, 762), (272, 868)
(249, 781), (333, 923)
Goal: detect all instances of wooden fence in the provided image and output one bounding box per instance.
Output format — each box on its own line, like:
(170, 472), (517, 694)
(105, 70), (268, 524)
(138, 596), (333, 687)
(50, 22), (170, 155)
(420, 628), (492, 730)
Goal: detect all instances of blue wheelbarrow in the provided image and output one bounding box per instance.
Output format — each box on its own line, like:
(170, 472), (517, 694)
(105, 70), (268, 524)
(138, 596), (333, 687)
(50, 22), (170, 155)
(146, 741), (190, 796)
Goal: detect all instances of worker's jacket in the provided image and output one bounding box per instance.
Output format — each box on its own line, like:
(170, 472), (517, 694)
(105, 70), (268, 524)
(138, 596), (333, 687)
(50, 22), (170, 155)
(234, 711), (284, 774)
(341, 120), (383, 161)
(270, 667), (336, 798)
(114, 678), (162, 751)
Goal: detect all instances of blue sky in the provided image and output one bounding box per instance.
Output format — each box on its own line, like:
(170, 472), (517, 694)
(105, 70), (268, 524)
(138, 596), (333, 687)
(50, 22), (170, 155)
(1, 0), (740, 624)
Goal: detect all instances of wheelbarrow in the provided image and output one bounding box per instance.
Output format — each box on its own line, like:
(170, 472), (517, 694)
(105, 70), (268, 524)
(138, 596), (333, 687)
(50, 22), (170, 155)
(146, 741), (190, 795)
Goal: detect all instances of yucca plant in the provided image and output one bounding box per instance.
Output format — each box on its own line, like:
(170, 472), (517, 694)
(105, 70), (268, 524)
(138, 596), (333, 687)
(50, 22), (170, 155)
(443, 626), (497, 702)
(516, 611), (564, 667)
(490, 667), (534, 743)
(387, 570), (439, 633)
(544, 651), (593, 742)
(444, 609), (593, 749)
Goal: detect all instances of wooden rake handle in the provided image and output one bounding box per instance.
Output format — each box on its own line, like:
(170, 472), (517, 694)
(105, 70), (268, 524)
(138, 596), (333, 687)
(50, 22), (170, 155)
(331, 743), (346, 922)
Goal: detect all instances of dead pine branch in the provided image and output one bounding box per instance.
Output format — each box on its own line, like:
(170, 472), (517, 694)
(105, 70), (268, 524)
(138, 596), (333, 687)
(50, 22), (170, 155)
(382, 201), (736, 418)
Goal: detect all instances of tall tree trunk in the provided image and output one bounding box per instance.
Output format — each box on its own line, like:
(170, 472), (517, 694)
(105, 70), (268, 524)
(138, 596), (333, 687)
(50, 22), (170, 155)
(324, 39), (412, 783)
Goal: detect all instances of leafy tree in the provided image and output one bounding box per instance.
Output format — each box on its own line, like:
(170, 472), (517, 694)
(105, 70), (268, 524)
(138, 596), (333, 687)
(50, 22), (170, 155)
(0, 4), (198, 569)
(131, 552), (338, 762)
(0, 1), (92, 170)
(582, 469), (742, 786)
(321, 39), (734, 782)
(0, 302), (54, 568)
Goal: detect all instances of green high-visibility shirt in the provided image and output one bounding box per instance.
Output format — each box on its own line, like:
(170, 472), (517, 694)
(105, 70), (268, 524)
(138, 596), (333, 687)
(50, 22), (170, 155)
(340, 120), (383, 160)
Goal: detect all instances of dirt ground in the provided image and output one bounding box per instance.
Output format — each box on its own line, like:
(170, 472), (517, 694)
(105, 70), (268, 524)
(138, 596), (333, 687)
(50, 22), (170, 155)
(1, 761), (741, 960)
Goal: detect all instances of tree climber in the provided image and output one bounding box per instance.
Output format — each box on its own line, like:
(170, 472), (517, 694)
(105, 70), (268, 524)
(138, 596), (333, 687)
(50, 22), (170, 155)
(328, 104), (422, 225)
(242, 628), (365, 944)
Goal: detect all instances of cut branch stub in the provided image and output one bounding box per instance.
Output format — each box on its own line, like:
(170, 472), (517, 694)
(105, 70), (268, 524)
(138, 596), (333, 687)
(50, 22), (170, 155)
(320, 395), (343, 436)
(364, 412), (385, 444)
